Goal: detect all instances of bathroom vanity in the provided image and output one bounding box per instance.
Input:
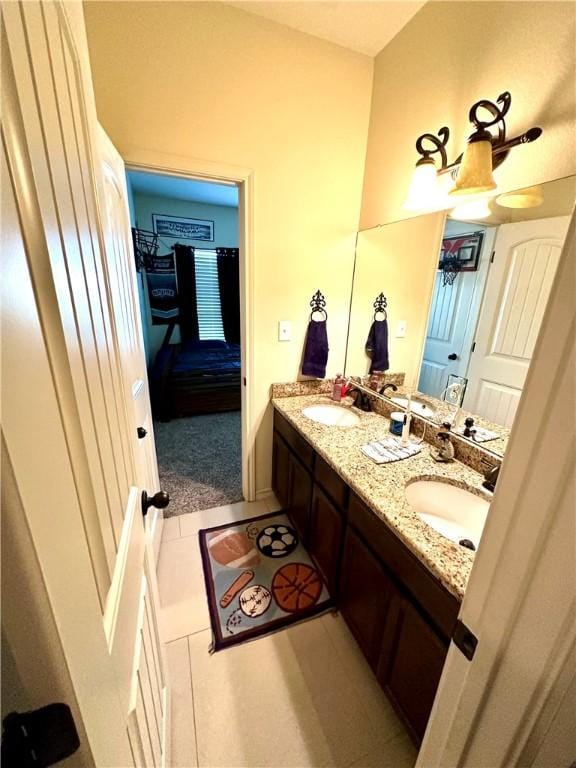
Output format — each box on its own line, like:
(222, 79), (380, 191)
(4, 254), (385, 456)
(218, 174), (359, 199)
(271, 395), (487, 744)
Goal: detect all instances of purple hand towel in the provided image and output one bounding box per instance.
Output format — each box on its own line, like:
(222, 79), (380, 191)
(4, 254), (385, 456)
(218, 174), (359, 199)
(365, 319), (389, 373)
(302, 319), (329, 378)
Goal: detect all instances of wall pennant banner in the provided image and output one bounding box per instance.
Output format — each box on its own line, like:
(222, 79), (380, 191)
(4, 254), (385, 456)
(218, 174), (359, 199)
(145, 253), (179, 325)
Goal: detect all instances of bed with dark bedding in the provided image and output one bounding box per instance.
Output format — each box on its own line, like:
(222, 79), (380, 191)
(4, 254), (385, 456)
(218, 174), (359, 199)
(150, 339), (241, 420)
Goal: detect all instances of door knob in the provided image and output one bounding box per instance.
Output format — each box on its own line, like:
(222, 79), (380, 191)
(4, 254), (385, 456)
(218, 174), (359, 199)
(141, 490), (170, 517)
(448, 353), (458, 360)
(137, 427), (147, 439)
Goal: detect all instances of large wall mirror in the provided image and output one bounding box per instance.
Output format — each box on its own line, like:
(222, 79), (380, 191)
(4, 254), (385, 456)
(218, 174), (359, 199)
(344, 175), (576, 458)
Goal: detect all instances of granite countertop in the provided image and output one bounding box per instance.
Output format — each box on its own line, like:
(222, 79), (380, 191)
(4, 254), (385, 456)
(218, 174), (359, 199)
(272, 393), (493, 600)
(389, 385), (510, 457)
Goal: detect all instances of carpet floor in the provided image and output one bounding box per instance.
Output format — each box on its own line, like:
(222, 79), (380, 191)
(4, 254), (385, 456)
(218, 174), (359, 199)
(154, 411), (243, 518)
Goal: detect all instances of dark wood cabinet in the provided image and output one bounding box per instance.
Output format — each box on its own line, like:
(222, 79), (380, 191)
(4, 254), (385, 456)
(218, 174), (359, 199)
(271, 408), (461, 746)
(377, 593), (448, 741)
(272, 429), (290, 509)
(288, 454), (313, 543)
(339, 525), (392, 669)
(308, 484), (346, 594)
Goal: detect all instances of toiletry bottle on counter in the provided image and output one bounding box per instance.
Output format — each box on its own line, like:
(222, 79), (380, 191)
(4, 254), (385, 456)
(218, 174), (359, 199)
(400, 411), (412, 445)
(332, 374), (344, 402)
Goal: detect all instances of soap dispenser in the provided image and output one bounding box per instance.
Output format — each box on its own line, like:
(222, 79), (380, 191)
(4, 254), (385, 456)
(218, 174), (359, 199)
(332, 374), (344, 402)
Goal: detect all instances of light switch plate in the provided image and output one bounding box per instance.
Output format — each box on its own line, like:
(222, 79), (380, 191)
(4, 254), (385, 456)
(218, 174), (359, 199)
(278, 320), (291, 341)
(396, 320), (407, 338)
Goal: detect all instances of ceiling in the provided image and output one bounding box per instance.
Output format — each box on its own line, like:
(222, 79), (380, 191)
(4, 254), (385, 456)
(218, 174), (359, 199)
(229, 1), (425, 57)
(127, 170), (239, 207)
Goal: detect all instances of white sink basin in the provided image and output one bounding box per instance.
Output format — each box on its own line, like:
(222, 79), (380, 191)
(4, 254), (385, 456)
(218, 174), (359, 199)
(302, 404), (361, 427)
(405, 480), (489, 550)
(392, 396), (436, 419)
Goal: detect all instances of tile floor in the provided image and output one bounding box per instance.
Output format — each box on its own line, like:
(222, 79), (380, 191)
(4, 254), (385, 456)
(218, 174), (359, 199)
(159, 497), (418, 768)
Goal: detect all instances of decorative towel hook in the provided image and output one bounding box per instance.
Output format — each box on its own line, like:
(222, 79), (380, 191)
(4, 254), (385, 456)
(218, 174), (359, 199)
(309, 290), (327, 321)
(373, 293), (388, 320)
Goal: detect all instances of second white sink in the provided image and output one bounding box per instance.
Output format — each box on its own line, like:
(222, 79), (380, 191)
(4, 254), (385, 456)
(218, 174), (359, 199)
(392, 396), (436, 419)
(405, 480), (489, 550)
(302, 404), (361, 427)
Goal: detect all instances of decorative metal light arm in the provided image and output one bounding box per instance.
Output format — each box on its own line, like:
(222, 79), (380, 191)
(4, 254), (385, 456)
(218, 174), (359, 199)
(415, 126), (450, 170)
(412, 92), (542, 176)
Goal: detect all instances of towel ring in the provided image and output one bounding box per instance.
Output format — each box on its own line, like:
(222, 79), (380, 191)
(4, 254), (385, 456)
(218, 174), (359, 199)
(309, 289), (328, 321)
(373, 292), (387, 321)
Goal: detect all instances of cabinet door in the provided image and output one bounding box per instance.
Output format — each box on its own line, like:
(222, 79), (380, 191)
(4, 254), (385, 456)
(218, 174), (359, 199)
(377, 594), (448, 742)
(272, 431), (290, 509)
(288, 456), (313, 544)
(339, 526), (392, 669)
(308, 485), (345, 595)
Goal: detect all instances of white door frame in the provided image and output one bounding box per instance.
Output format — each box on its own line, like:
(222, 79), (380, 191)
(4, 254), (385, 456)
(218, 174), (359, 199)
(124, 149), (256, 502)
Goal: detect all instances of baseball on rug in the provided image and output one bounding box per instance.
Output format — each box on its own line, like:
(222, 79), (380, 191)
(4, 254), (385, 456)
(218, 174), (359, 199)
(199, 511), (333, 650)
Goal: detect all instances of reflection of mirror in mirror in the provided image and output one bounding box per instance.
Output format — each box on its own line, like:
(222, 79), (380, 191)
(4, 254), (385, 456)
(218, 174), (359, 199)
(345, 175), (576, 458)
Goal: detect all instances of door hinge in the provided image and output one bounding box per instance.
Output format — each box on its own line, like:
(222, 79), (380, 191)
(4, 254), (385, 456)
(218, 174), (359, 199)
(490, 250), (495, 264)
(452, 619), (478, 661)
(243, 377), (247, 386)
(471, 341), (476, 353)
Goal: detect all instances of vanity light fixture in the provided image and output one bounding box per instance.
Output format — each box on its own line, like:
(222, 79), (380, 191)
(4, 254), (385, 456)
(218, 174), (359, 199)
(404, 92), (542, 209)
(496, 184), (544, 209)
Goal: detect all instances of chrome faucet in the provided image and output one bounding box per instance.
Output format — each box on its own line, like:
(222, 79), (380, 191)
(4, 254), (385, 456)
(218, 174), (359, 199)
(438, 381), (464, 427)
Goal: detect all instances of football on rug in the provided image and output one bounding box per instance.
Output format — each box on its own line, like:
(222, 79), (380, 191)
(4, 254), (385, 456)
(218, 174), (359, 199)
(199, 511), (333, 650)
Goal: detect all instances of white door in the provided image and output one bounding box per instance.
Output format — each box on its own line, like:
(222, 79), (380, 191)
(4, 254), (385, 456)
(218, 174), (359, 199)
(97, 124), (165, 561)
(419, 270), (480, 397)
(2, 3), (169, 765)
(463, 216), (570, 427)
(419, 226), (494, 399)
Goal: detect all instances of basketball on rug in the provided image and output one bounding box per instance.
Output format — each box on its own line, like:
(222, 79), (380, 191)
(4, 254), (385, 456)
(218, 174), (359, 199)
(199, 512), (333, 650)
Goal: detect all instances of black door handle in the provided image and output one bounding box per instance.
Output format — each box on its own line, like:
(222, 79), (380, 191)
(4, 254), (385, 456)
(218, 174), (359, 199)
(141, 490), (170, 517)
(137, 427), (147, 439)
(448, 353), (458, 360)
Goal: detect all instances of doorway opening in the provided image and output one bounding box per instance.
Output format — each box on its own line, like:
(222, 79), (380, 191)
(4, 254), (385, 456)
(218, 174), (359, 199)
(127, 169), (243, 515)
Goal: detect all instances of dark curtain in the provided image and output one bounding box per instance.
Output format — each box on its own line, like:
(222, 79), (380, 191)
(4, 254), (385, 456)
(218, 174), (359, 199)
(217, 248), (240, 344)
(174, 244), (199, 342)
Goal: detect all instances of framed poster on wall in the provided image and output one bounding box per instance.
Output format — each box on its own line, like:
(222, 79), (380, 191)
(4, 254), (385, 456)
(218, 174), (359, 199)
(152, 213), (214, 242)
(439, 231), (484, 272)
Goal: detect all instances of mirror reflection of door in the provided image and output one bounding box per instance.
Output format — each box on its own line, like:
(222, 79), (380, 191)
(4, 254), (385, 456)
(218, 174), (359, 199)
(418, 222), (495, 399)
(463, 215), (570, 426)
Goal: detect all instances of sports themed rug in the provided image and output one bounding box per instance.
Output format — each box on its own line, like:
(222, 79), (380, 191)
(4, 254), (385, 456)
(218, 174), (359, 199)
(199, 511), (333, 651)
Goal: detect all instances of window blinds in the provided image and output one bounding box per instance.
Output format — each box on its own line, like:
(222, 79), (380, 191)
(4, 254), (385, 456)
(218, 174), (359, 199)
(194, 250), (226, 341)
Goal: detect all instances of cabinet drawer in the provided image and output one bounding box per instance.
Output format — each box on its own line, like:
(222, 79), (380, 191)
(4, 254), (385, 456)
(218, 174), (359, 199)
(348, 494), (459, 640)
(314, 454), (348, 510)
(274, 410), (314, 469)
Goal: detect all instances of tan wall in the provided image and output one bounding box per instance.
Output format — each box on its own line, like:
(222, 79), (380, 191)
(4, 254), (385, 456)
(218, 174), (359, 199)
(84, 1), (373, 493)
(361, 1), (576, 228)
(345, 213), (445, 387)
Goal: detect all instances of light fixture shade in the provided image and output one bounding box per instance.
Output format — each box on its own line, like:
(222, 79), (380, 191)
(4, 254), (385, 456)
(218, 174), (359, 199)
(450, 136), (497, 197)
(404, 159), (438, 210)
(450, 198), (492, 220)
(496, 185), (544, 208)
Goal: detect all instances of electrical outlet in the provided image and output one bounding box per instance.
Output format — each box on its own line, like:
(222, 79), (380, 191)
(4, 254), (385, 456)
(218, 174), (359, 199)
(278, 320), (291, 341)
(396, 320), (407, 338)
